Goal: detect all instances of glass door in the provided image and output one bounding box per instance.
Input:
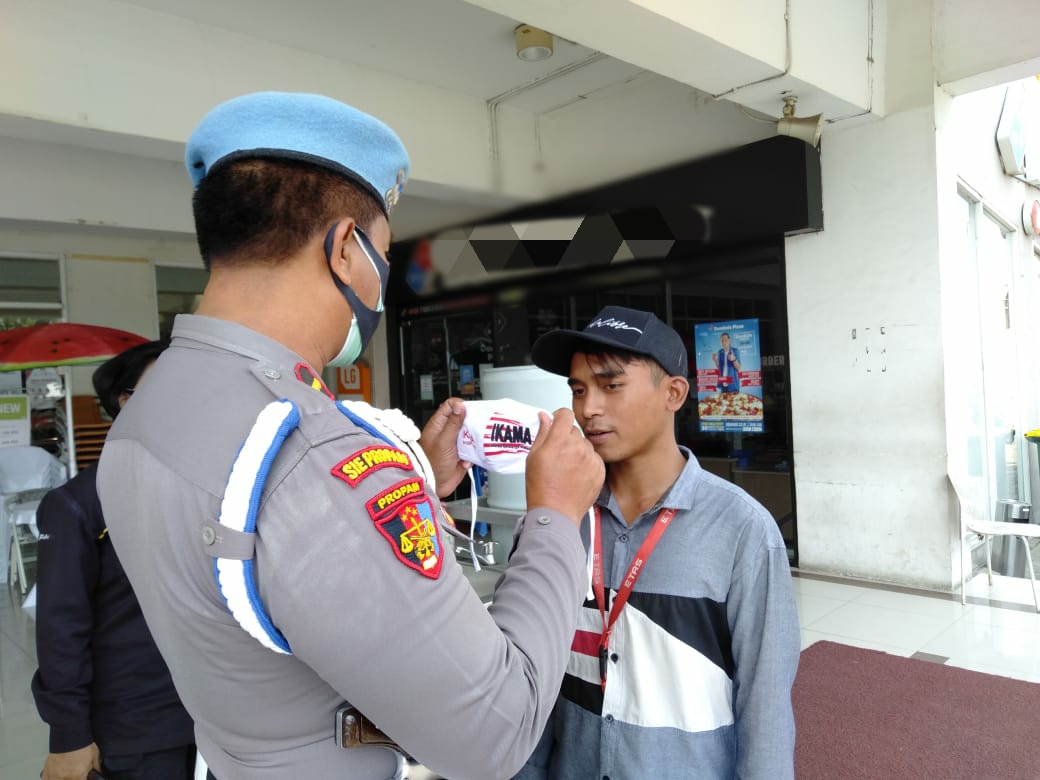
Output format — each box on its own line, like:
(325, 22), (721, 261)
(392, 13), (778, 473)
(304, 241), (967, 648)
(975, 208), (1024, 505)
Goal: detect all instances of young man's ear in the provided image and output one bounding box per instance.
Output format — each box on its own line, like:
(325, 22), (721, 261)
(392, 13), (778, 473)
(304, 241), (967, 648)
(666, 376), (690, 410)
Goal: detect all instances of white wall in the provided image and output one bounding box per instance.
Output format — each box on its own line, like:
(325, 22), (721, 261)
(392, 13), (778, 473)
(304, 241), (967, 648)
(0, 0), (517, 199)
(785, 105), (953, 589)
(538, 74), (775, 198)
(66, 255), (160, 395)
(935, 0), (1040, 94)
(0, 134), (195, 234)
(934, 80), (1040, 524)
(467, 0), (876, 119)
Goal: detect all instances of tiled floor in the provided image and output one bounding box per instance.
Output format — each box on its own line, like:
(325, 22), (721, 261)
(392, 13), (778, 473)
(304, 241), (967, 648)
(2, 569), (1039, 778)
(0, 583), (48, 780)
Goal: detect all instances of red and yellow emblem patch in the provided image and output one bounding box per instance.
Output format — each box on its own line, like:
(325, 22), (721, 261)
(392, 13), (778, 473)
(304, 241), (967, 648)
(331, 446), (413, 487)
(366, 478), (425, 518)
(373, 497), (443, 578)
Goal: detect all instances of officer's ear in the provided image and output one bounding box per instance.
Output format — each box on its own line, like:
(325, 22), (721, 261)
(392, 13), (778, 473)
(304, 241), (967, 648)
(323, 219), (357, 286)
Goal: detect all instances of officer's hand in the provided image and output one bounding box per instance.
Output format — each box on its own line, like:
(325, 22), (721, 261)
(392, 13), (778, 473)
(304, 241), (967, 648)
(41, 743), (100, 780)
(419, 397), (470, 497)
(526, 409), (604, 526)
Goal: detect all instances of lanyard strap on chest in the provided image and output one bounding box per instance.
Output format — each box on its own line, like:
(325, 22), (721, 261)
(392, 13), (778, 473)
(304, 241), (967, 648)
(592, 505), (676, 689)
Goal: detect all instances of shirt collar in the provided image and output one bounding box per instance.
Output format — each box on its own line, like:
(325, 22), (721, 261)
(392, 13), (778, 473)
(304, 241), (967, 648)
(171, 313), (311, 372)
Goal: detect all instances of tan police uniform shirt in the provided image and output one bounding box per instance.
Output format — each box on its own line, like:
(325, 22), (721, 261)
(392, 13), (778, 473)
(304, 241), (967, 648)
(97, 315), (586, 780)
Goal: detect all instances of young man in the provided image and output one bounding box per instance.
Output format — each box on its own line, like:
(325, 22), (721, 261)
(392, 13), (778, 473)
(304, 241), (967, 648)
(518, 305), (800, 779)
(96, 92), (603, 780)
(33, 341), (196, 780)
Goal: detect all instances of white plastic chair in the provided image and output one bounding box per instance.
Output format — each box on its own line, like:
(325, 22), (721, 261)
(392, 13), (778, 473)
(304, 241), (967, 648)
(0, 445), (67, 594)
(961, 519), (1040, 613)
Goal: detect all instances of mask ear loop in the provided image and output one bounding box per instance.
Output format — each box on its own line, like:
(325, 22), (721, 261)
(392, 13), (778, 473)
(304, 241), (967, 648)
(586, 507), (595, 601)
(466, 466), (482, 572)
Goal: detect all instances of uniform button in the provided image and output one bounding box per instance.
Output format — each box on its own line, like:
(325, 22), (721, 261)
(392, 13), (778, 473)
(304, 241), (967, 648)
(619, 534), (627, 542)
(202, 526), (216, 545)
(611, 653), (619, 663)
(263, 369), (281, 380)
(537, 515), (551, 525)
(604, 714), (614, 722)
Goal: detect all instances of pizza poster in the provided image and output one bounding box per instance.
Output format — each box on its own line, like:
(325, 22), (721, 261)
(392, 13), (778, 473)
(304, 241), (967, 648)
(694, 319), (764, 433)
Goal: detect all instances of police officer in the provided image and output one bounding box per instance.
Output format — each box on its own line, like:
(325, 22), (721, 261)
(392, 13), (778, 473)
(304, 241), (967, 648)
(97, 92), (603, 780)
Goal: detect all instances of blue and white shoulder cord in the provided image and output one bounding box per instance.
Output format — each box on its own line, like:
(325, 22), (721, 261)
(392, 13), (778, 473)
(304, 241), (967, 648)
(215, 398), (463, 656)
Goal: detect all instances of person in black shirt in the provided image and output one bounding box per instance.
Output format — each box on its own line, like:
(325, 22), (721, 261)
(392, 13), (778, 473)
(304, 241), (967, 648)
(31, 340), (195, 780)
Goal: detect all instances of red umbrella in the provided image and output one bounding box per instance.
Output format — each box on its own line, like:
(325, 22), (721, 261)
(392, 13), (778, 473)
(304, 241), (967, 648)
(0, 322), (149, 372)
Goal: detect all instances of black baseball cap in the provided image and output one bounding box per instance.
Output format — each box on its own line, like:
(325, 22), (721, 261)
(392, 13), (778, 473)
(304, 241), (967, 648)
(531, 305), (688, 378)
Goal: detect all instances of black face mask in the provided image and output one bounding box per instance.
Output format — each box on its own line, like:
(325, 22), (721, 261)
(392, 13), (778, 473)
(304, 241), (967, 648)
(323, 224), (389, 366)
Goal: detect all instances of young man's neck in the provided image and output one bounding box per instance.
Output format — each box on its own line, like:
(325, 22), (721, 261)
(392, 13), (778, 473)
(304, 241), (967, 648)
(606, 438), (687, 525)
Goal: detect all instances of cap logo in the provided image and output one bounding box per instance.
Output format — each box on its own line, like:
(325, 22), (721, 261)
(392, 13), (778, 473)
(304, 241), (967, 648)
(385, 168), (407, 212)
(588, 317), (642, 334)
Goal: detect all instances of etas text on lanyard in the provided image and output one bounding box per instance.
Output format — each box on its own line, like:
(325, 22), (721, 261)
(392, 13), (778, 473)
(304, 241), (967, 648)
(592, 505), (677, 691)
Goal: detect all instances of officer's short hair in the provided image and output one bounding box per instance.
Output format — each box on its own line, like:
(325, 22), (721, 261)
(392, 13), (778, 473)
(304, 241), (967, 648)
(92, 340), (168, 419)
(192, 158), (383, 270)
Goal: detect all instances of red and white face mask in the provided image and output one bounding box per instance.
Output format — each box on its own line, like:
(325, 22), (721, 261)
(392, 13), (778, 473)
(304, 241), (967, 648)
(453, 399), (546, 572)
(456, 399), (544, 475)
(454, 399), (595, 600)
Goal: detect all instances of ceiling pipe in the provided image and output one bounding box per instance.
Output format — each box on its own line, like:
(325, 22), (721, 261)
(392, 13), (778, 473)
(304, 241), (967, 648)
(487, 51), (607, 191)
(710, 0), (791, 101)
(711, 0), (875, 127)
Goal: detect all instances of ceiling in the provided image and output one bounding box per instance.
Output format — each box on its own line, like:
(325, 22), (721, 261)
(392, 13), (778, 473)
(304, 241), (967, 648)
(119, 0), (646, 111)
(4, 0), (1036, 246)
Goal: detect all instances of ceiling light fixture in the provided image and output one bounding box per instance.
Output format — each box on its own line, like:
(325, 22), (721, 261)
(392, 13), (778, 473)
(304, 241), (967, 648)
(515, 24), (553, 62)
(776, 96), (823, 147)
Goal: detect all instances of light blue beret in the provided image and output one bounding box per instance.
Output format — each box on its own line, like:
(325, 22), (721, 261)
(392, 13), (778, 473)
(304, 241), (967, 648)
(185, 91), (409, 215)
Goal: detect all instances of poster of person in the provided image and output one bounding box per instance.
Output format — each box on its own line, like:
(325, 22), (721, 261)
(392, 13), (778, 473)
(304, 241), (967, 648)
(694, 319), (764, 433)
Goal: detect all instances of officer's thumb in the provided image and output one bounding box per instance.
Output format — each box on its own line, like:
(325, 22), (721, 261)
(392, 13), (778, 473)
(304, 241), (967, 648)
(528, 410), (556, 455)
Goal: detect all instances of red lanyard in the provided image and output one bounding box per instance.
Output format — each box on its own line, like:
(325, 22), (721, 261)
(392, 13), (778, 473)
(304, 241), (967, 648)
(592, 505), (676, 690)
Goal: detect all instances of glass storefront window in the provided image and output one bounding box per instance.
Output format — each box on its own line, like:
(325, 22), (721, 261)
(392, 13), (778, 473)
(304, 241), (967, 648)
(392, 244), (798, 561)
(0, 255), (63, 329)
